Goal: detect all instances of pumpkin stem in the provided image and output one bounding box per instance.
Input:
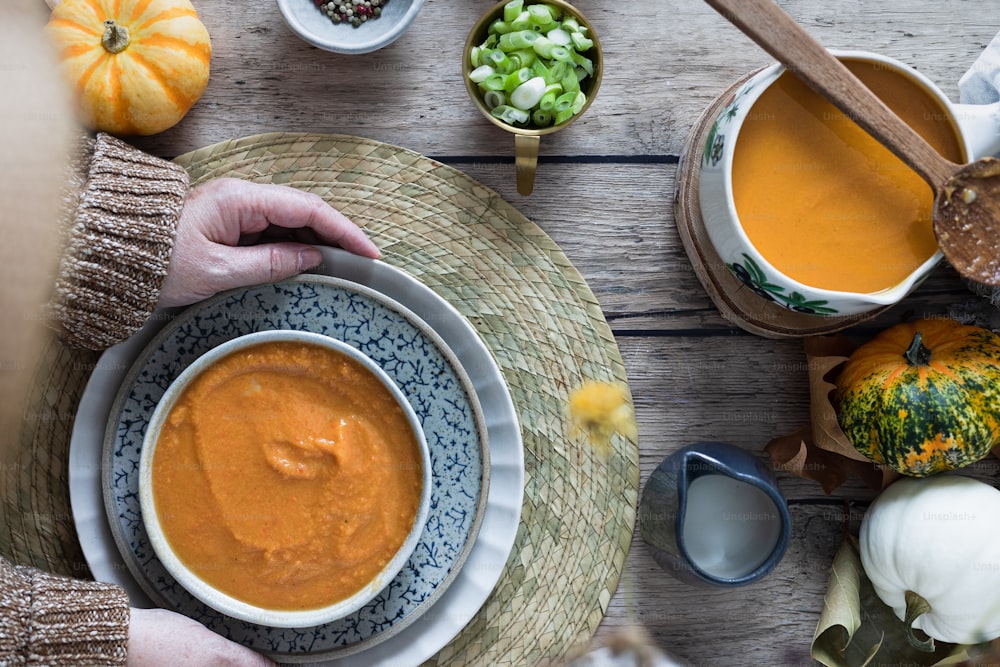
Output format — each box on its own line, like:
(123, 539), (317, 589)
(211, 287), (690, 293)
(101, 19), (130, 54)
(903, 590), (936, 652)
(903, 331), (932, 367)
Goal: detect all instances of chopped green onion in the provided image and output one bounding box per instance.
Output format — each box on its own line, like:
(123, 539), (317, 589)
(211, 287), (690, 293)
(531, 35), (555, 59)
(528, 4), (558, 24)
(554, 107), (575, 125)
(510, 11), (532, 31)
(570, 32), (593, 51)
(538, 82), (563, 111)
(481, 73), (507, 91)
(504, 67), (533, 93)
(550, 45), (572, 62)
(508, 49), (537, 69)
(489, 20), (512, 36)
(570, 51), (593, 76)
(532, 109), (553, 126)
(486, 49), (516, 74)
(554, 91), (577, 112)
(484, 90), (506, 110)
(510, 76), (547, 110)
(544, 60), (570, 85)
(560, 71), (579, 94)
(498, 29), (538, 51)
(546, 28), (571, 46)
(469, 65), (495, 84)
(469, 2), (596, 129)
(503, 0), (524, 23)
(491, 105), (530, 125)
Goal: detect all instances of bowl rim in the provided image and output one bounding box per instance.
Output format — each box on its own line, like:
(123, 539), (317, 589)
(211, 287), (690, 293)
(462, 0), (604, 136)
(274, 0), (425, 55)
(138, 328), (433, 628)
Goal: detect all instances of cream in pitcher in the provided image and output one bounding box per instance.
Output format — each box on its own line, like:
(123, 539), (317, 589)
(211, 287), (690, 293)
(639, 442), (791, 587)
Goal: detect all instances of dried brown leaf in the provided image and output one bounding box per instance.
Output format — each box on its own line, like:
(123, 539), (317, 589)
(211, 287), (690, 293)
(812, 535), (973, 667)
(766, 336), (902, 494)
(765, 428), (884, 495)
(803, 336), (870, 463)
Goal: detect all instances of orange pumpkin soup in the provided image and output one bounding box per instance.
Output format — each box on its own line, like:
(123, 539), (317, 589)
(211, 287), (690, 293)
(151, 340), (424, 611)
(732, 60), (964, 294)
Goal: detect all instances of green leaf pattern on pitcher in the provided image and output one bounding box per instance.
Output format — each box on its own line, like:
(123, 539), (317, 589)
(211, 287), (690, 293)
(727, 254), (839, 315)
(703, 80), (755, 167)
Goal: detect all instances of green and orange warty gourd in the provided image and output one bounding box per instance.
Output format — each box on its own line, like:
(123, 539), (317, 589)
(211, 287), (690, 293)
(45, 0), (211, 136)
(835, 318), (1000, 477)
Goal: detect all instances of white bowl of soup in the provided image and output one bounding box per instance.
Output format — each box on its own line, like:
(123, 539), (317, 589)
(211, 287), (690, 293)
(139, 330), (432, 628)
(698, 50), (1000, 317)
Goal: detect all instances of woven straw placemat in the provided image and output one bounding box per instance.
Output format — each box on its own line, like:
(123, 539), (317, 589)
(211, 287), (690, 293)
(5, 132), (639, 665)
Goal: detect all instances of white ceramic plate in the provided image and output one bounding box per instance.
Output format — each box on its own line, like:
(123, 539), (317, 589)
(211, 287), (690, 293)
(104, 276), (487, 657)
(70, 249), (524, 666)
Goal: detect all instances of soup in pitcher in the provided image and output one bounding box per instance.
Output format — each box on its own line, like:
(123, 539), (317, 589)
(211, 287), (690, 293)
(732, 59), (964, 294)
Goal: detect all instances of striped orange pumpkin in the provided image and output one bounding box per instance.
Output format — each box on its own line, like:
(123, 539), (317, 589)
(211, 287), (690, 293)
(45, 0), (211, 136)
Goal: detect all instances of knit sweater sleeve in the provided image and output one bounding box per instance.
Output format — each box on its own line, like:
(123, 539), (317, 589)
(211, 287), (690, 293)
(0, 557), (129, 665)
(48, 133), (189, 351)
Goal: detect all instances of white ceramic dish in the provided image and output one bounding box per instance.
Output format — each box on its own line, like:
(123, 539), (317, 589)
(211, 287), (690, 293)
(698, 49), (1000, 317)
(139, 329), (433, 629)
(70, 249), (524, 666)
(275, 0), (423, 55)
(102, 276), (487, 657)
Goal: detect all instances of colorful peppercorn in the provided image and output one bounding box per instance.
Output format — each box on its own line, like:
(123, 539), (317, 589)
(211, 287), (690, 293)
(314, 0), (388, 28)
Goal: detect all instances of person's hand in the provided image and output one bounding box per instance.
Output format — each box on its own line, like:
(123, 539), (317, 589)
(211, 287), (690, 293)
(158, 178), (381, 308)
(127, 607), (275, 666)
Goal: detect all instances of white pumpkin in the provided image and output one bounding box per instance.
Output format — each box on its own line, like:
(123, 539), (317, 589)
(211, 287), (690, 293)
(859, 475), (1000, 649)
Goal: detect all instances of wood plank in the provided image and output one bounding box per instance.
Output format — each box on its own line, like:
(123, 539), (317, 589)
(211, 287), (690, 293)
(602, 331), (1000, 663)
(131, 1), (1000, 159)
(447, 161), (994, 333)
(60, 0), (1000, 662)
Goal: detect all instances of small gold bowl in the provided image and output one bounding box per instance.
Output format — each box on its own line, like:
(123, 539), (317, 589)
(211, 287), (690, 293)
(462, 0), (603, 195)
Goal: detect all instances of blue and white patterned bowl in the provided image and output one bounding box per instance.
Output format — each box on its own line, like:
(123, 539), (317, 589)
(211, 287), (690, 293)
(138, 329), (433, 629)
(103, 275), (490, 659)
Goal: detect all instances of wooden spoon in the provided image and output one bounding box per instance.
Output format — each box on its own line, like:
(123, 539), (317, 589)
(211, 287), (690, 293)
(704, 0), (1000, 286)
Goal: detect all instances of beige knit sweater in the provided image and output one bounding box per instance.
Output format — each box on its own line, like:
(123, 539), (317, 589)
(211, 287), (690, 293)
(48, 132), (189, 350)
(0, 559), (130, 665)
(0, 133), (189, 664)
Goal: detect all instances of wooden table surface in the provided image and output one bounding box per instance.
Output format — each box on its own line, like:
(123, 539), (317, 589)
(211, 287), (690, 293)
(130, 1), (1000, 664)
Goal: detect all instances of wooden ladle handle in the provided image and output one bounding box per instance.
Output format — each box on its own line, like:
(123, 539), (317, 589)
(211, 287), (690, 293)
(703, 0), (959, 189)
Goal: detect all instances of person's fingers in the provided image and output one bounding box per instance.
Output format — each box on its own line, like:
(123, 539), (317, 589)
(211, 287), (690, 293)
(128, 608), (275, 667)
(213, 243), (324, 291)
(212, 180), (380, 258)
(160, 179), (381, 308)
